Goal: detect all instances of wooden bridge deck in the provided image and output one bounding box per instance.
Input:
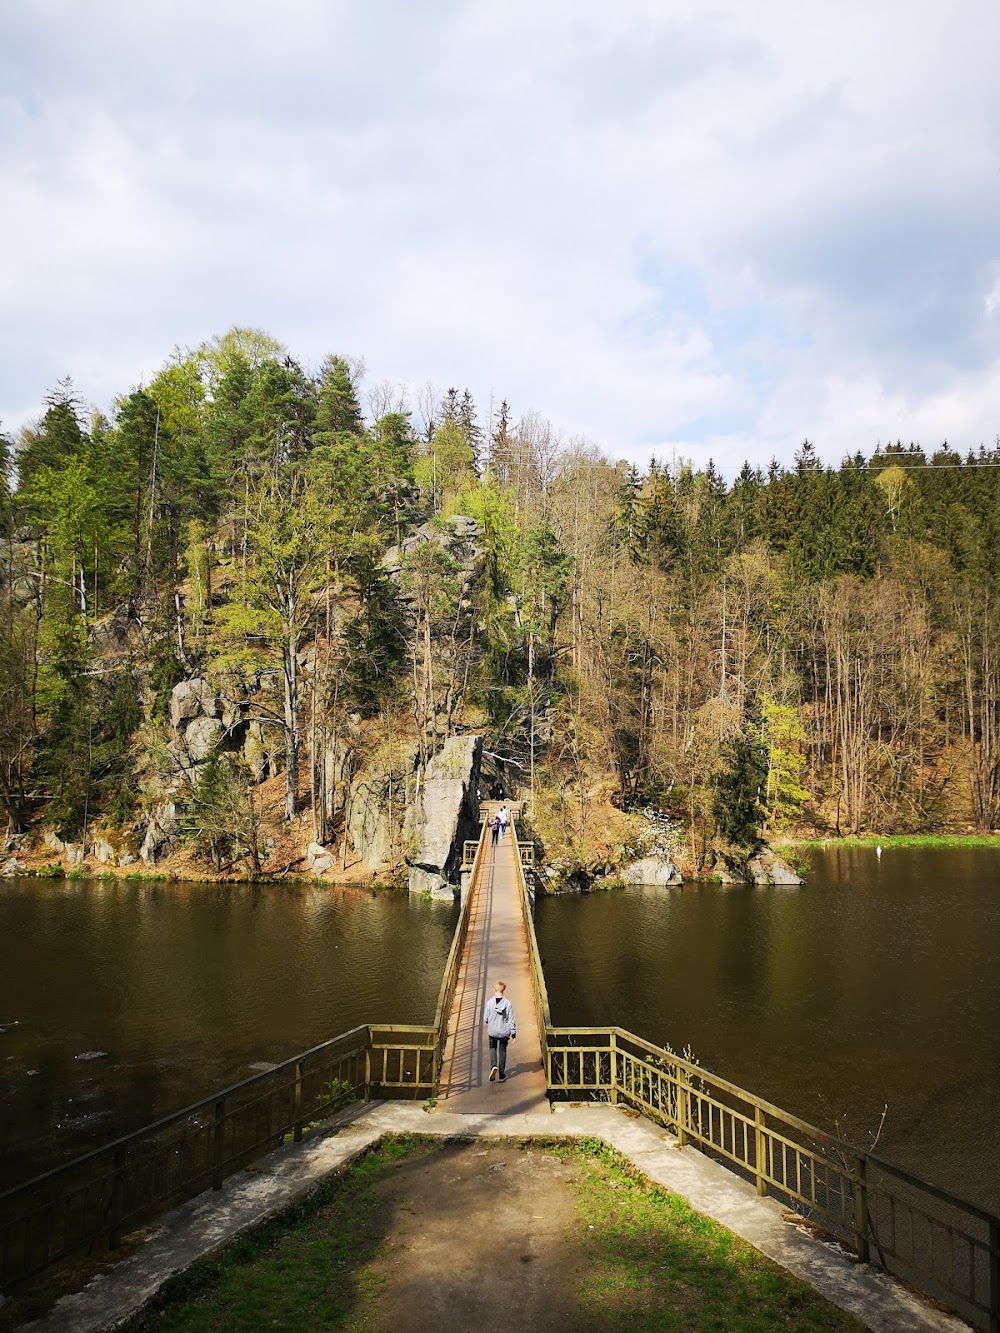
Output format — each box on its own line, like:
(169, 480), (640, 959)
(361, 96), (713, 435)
(436, 827), (549, 1115)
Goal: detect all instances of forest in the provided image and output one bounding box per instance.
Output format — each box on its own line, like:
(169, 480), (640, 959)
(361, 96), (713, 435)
(1, 325), (999, 879)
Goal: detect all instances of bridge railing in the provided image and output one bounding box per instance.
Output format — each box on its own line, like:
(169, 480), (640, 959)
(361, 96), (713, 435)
(545, 1026), (1000, 1331)
(509, 818), (551, 1073)
(433, 820), (488, 1079)
(0, 1021), (435, 1295)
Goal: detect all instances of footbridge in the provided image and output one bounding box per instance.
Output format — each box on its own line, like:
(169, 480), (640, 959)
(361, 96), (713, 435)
(2, 809), (999, 1330)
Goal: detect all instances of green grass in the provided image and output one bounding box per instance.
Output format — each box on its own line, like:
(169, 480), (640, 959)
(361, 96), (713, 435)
(777, 832), (1000, 851)
(117, 1136), (863, 1333)
(572, 1141), (864, 1331)
(126, 1134), (427, 1333)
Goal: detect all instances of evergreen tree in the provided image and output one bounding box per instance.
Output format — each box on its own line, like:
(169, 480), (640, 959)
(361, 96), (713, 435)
(711, 728), (769, 862)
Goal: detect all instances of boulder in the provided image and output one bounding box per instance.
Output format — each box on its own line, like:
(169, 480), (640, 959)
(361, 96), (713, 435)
(403, 734), (482, 895)
(92, 838), (115, 864)
(140, 801), (180, 865)
(306, 841), (335, 875)
(64, 843), (85, 867)
(184, 716), (224, 762)
(619, 854), (683, 887)
(169, 678), (219, 730)
(2, 858), (27, 876)
(716, 864), (747, 884)
(348, 766), (409, 869)
(747, 851), (803, 885)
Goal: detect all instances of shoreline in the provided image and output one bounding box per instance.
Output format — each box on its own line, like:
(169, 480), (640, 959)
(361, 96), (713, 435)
(775, 832), (1000, 851)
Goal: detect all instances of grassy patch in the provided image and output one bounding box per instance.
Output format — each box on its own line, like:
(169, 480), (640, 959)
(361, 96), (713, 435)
(777, 833), (1000, 851)
(571, 1141), (864, 1332)
(125, 1134), (431, 1333)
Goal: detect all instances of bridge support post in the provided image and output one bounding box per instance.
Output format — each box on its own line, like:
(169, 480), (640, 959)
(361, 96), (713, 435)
(989, 1218), (999, 1333)
(211, 1097), (225, 1190)
(293, 1061), (303, 1142)
(108, 1147), (125, 1249)
(609, 1031), (618, 1105)
(754, 1104), (767, 1196)
(676, 1065), (688, 1146)
(853, 1155), (870, 1264)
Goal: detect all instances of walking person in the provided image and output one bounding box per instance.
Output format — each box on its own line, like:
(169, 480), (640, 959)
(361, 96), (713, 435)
(489, 814), (500, 845)
(484, 980), (516, 1082)
(497, 804), (509, 839)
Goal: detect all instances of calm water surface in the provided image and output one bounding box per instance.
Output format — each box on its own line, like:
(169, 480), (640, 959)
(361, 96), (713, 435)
(4, 850), (999, 1213)
(0, 879), (458, 1188)
(535, 845), (1000, 1213)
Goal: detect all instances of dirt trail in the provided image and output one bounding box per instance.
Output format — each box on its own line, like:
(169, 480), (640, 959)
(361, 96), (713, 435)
(364, 1141), (584, 1333)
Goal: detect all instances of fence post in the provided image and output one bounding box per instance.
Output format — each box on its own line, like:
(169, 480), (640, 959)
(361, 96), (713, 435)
(610, 1031), (618, 1105)
(989, 1218), (999, 1333)
(853, 1155), (870, 1264)
(212, 1097), (225, 1191)
(676, 1064), (688, 1147)
(293, 1061), (304, 1142)
(364, 1046), (372, 1103)
(109, 1146), (126, 1249)
(755, 1104), (768, 1196)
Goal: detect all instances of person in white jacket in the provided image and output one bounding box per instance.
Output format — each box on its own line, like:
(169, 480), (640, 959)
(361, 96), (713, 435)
(484, 980), (516, 1082)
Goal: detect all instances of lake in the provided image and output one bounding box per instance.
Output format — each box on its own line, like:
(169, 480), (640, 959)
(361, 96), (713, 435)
(2, 847), (998, 1215)
(0, 879), (458, 1189)
(535, 844), (1000, 1213)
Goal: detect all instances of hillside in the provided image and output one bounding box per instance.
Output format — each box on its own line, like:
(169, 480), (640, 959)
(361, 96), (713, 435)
(1, 327), (999, 885)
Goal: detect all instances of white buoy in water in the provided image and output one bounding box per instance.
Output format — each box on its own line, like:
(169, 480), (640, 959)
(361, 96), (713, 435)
(876, 845), (882, 859)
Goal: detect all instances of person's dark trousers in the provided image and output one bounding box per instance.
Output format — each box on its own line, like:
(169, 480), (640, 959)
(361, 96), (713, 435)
(489, 1036), (509, 1078)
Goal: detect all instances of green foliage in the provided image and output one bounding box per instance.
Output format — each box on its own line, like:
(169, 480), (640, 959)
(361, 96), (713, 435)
(711, 728), (769, 860)
(342, 547), (406, 716)
(759, 695), (810, 831)
(183, 751), (266, 877)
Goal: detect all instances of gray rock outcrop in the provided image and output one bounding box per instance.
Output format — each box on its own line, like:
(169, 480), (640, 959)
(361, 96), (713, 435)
(747, 851), (803, 885)
(140, 800), (180, 865)
(170, 678), (219, 730)
(341, 740), (415, 870)
(185, 717), (225, 762)
(306, 841), (335, 875)
(404, 734), (482, 896)
(620, 854), (683, 887)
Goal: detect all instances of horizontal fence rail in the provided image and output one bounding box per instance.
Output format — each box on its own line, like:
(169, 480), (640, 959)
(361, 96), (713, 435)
(510, 817), (550, 1074)
(0, 1022), (435, 1294)
(546, 1026), (1000, 1331)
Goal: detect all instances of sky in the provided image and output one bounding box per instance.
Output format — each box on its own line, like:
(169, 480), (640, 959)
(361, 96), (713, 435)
(2, 0), (999, 474)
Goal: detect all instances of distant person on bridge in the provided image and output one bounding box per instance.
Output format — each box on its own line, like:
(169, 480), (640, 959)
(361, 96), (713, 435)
(497, 805), (509, 838)
(484, 980), (516, 1082)
(489, 814), (500, 845)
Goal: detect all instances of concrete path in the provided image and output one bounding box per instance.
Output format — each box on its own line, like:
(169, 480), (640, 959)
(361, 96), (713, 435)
(437, 828), (548, 1115)
(22, 1102), (969, 1333)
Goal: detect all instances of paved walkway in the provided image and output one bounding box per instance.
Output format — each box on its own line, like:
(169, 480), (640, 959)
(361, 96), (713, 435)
(436, 826), (548, 1115)
(24, 1103), (968, 1333)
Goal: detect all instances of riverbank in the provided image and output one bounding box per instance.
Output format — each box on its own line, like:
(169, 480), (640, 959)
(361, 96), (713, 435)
(0, 838), (407, 890)
(776, 832), (1000, 851)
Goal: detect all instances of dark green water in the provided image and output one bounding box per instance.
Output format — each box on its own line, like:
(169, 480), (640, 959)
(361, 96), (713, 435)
(0, 879), (458, 1189)
(535, 845), (1000, 1212)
